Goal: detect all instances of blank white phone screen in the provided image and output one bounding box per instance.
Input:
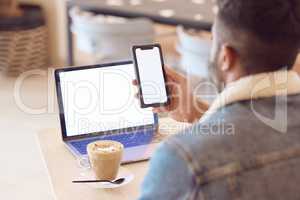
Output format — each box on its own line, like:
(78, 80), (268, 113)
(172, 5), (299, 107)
(135, 47), (168, 105)
(58, 64), (154, 137)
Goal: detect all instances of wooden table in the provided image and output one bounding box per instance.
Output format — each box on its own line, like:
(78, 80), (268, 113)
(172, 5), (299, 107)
(37, 117), (190, 200)
(66, 0), (216, 65)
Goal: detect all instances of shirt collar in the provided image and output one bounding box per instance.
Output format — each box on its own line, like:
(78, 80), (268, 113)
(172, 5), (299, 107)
(201, 70), (300, 121)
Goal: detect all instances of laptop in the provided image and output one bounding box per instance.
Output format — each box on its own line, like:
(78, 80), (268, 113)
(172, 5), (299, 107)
(55, 61), (163, 164)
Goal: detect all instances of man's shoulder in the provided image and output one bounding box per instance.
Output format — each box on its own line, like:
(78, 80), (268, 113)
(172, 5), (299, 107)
(166, 95), (300, 172)
(168, 99), (273, 154)
(164, 100), (275, 171)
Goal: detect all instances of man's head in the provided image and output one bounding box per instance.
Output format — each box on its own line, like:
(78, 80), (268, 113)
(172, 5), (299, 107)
(209, 0), (300, 87)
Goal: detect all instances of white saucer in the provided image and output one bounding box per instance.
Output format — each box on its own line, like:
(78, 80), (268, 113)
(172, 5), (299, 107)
(74, 167), (134, 189)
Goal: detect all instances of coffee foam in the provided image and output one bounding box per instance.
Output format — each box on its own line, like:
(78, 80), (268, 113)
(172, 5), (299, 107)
(95, 145), (118, 153)
(91, 141), (123, 154)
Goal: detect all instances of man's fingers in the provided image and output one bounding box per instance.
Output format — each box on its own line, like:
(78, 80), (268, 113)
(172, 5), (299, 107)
(152, 107), (168, 113)
(132, 79), (139, 85)
(152, 108), (162, 113)
(165, 67), (185, 82)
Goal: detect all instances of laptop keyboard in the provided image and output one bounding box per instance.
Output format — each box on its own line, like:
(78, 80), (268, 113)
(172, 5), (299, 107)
(69, 130), (155, 155)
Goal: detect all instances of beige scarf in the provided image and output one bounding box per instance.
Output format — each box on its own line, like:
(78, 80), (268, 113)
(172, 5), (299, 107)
(201, 70), (300, 122)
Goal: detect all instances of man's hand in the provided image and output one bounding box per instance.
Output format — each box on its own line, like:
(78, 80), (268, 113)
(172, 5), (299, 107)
(133, 67), (209, 123)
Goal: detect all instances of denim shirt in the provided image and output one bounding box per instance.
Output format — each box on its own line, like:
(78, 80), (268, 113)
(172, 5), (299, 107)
(138, 94), (300, 200)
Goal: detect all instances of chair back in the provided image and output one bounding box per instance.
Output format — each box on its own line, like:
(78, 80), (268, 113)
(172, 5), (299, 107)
(176, 26), (211, 78)
(70, 8), (155, 61)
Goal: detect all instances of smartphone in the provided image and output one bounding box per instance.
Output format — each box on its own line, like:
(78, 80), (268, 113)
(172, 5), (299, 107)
(132, 44), (170, 108)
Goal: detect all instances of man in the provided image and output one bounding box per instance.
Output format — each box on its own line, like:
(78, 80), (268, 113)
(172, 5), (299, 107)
(137, 0), (300, 199)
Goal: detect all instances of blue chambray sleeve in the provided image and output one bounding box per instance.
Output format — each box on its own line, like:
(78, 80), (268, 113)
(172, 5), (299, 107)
(137, 141), (194, 200)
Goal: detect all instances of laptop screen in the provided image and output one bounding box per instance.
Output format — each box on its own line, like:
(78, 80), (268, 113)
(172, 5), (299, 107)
(57, 62), (155, 137)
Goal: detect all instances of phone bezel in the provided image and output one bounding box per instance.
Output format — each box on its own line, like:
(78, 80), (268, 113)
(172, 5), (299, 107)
(132, 43), (170, 108)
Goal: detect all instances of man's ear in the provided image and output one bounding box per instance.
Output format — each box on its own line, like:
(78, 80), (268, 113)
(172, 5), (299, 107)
(219, 44), (237, 72)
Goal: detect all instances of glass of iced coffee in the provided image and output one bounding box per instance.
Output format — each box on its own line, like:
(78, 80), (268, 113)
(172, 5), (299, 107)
(87, 140), (124, 180)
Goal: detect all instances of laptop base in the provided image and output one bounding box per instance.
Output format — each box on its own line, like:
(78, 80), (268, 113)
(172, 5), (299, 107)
(64, 129), (164, 164)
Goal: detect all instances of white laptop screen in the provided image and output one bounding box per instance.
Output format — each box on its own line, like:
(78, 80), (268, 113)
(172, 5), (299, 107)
(58, 63), (155, 137)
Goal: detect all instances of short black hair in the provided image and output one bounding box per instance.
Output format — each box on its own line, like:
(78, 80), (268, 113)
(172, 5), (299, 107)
(216, 0), (300, 72)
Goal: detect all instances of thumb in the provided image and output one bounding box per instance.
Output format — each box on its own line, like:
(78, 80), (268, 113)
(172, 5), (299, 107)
(165, 67), (185, 82)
